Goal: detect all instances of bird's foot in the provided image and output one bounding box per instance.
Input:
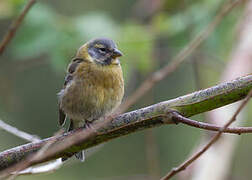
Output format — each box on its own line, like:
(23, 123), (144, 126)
(84, 122), (97, 133)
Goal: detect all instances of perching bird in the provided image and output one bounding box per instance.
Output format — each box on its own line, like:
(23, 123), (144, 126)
(58, 38), (124, 161)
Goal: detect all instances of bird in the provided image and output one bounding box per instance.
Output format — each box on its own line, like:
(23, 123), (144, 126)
(58, 38), (124, 161)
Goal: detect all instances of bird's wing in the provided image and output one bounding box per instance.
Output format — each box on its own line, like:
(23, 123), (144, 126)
(64, 58), (84, 87)
(59, 108), (66, 126)
(58, 58), (84, 126)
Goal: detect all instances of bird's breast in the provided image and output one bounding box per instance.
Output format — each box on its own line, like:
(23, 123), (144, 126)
(61, 62), (124, 121)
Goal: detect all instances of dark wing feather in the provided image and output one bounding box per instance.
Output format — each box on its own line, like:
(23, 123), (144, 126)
(68, 58), (83, 73)
(59, 108), (66, 126)
(68, 120), (74, 132)
(64, 74), (73, 87)
(64, 58), (84, 87)
(58, 58), (84, 126)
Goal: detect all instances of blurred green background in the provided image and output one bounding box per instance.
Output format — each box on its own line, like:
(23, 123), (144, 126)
(0, 0), (251, 179)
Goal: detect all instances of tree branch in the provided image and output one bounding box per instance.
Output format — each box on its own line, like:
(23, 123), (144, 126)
(118, 0), (244, 113)
(0, 119), (64, 177)
(171, 113), (252, 135)
(161, 89), (252, 180)
(8, 130), (63, 180)
(0, 0), (36, 55)
(0, 119), (40, 142)
(0, 75), (251, 173)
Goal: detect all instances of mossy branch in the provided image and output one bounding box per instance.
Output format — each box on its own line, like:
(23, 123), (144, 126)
(0, 75), (251, 171)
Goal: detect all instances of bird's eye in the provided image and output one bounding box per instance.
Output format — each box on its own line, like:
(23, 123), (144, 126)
(99, 48), (106, 53)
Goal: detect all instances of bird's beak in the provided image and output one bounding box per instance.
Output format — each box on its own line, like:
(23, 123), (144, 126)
(112, 48), (123, 58)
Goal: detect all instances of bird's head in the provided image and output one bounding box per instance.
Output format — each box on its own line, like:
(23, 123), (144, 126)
(77, 38), (123, 66)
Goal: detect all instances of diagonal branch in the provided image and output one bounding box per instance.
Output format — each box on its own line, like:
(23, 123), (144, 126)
(0, 119), (40, 142)
(118, 0), (244, 113)
(161, 89), (252, 180)
(0, 75), (251, 176)
(171, 113), (252, 135)
(0, 0), (36, 55)
(8, 130), (63, 180)
(0, 119), (64, 177)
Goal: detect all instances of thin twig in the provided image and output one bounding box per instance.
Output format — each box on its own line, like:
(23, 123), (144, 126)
(0, 116), (111, 179)
(118, 0), (243, 113)
(171, 113), (252, 135)
(6, 130), (64, 180)
(1, 115), (117, 178)
(188, 1), (252, 179)
(17, 158), (62, 175)
(161, 89), (252, 180)
(0, 0), (36, 55)
(0, 119), (64, 177)
(0, 119), (40, 142)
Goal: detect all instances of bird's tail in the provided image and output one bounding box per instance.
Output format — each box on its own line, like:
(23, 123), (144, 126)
(75, 150), (85, 162)
(62, 120), (85, 162)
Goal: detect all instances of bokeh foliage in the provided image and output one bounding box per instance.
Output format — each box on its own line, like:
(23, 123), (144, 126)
(0, 0), (250, 179)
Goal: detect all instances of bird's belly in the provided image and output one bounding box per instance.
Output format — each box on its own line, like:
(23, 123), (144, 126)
(60, 81), (122, 122)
